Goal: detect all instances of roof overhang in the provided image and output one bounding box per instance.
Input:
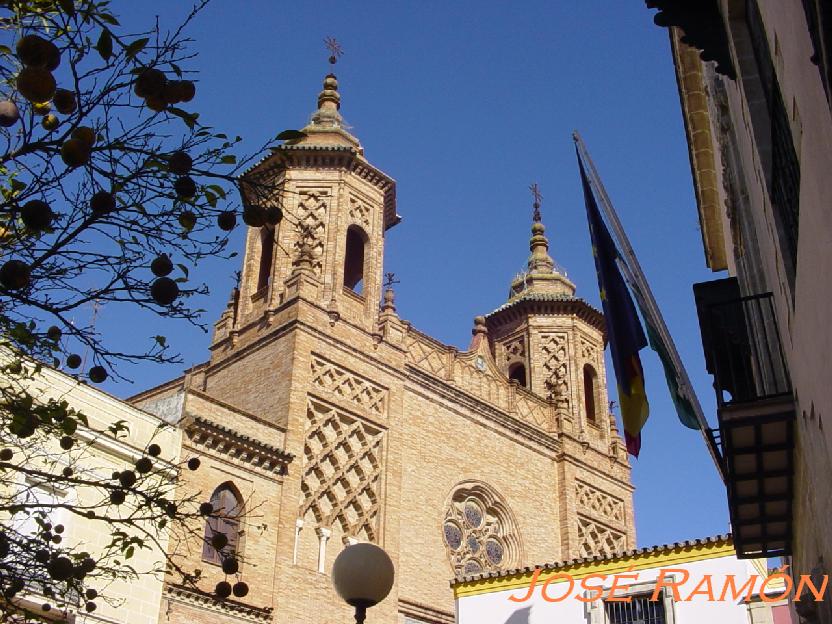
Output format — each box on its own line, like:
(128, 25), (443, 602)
(670, 27), (728, 271)
(720, 397), (795, 558)
(240, 144), (400, 231)
(485, 295), (606, 339)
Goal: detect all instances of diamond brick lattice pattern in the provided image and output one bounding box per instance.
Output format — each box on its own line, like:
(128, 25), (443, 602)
(300, 399), (384, 541)
(348, 194), (371, 228)
(405, 335), (447, 377)
(296, 190), (328, 275)
(503, 336), (526, 364)
(577, 515), (626, 558)
(575, 481), (625, 524)
(311, 355), (387, 417)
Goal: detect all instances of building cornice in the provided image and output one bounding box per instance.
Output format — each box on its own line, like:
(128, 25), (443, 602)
(165, 583), (273, 623)
(486, 295), (606, 339)
(398, 598), (454, 624)
(670, 27), (728, 271)
(182, 415), (293, 477)
(240, 144), (400, 231)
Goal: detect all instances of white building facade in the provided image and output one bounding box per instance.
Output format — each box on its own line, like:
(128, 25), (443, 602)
(453, 535), (795, 624)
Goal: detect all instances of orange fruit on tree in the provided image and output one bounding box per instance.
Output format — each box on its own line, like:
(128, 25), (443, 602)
(60, 138), (90, 167)
(71, 126), (95, 146)
(53, 89), (76, 115)
(16, 67), (56, 103)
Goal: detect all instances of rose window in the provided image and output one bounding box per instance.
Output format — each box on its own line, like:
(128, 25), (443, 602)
(442, 482), (521, 576)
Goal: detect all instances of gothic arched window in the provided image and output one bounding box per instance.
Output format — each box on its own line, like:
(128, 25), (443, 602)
(343, 225), (367, 294)
(257, 226), (275, 292)
(583, 363), (598, 424)
(443, 481), (521, 576)
(508, 363), (527, 388)
(202, 483), (244, 565)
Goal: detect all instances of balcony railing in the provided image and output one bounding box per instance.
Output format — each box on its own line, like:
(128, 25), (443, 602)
(699, 291), (791, 407)
(694, 279), (794, 558)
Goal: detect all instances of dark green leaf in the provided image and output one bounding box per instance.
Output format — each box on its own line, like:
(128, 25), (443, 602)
(125, 38), (149, 60)
(206, 184), (226, 199)
(0, 46), (11, 56)
(220, 155), (236, 164)
(57, 0), (76, 16)
(98, 13), (120, 26)
(168, 107), (199, 130)
(95, 29), (113, 61)
(276, 129), (307, 141)
(154, 335), (167, 348)
(175, 264), (189, 278)
(204, 190), (217, 208)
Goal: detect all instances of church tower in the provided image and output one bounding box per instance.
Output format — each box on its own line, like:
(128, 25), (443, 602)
(212, 68), (398, 348)
(483, 189), (635, 560)
(486, 189), (610, 439)
(131, 58), (636, 624)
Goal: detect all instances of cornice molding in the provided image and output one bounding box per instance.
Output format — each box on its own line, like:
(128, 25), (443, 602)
(165, 583), (273, 623)
(182, 415), (293, 477)
(241, 144), (400, 231)
(486, 297), (606, 338)
(398, 598), (455, 624)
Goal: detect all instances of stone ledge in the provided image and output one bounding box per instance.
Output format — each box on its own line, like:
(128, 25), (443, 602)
(165, 583), (273, 623)
(183, 415), (294, 476)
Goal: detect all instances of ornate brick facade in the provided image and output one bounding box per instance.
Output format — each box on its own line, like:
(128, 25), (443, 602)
(130, 71), (635, 624)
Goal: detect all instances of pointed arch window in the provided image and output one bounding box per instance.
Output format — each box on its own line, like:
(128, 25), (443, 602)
(257, 226), (275, 292)
(583, 364), (598, 424)
(202, 483), (244, 565)
(343, 225), (367, 294)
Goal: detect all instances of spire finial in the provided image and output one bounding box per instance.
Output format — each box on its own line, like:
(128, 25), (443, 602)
(529, 183), (543, 223)
(312, 39), (342, 125)
(381, 272), (399, 313)
(324, 36), (343, 66)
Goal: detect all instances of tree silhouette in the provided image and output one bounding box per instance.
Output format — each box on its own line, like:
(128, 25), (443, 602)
(0, 0), (286, 619)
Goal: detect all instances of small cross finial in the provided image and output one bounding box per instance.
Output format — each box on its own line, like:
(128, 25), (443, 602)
(529, 183), (543, 222)
(324, 36), (343, 65)
(384, 272), (400, 289)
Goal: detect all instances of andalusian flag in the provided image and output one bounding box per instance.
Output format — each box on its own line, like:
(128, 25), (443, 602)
(578, 155), (649, 457)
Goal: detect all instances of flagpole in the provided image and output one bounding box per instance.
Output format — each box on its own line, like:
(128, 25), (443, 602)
(573, 131), (725, 481)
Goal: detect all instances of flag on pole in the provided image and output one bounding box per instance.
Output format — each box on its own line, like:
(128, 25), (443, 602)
(613, 253), (700, 430)
(578, 154), (649, 457)
(637, 295), (701, 430)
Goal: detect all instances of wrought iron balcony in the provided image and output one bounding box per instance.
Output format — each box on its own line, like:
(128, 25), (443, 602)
(694, 278), (794, 559)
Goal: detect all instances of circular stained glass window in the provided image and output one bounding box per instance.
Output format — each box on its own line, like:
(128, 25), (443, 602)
(464, 501), (483, 528)
(444, 522), (462, 550)
(485, 538), (504, 565)
(467, 535), (480, 553)
(464, 560), (482, 575)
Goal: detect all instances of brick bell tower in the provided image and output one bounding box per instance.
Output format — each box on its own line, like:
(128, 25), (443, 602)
(483, 189), (634, 558)
(210, 67), (399, 355)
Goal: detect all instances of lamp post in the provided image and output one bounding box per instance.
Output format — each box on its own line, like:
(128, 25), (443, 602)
(331, 542), (395, 623)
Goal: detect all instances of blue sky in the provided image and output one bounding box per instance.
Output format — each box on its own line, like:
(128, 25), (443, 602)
(93, 1), (729, 549)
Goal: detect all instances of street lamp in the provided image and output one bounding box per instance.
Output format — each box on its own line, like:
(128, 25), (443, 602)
(331, 542), (395, 623)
